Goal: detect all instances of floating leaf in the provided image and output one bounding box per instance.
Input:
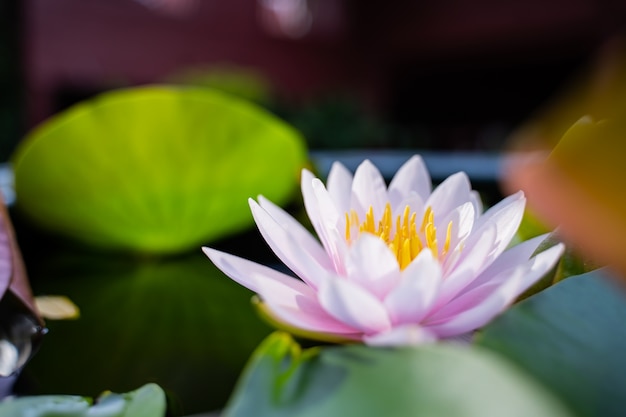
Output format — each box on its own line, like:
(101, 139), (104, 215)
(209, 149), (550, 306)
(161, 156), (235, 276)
(0, 383), (166, 417)
(223, 332), (572, 417)
(478, 269), (626, 417)
(12, 86), (307, 254)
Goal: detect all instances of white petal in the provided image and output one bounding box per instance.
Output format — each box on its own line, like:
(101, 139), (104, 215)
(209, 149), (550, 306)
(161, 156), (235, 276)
(427, 244), (564, 337)
(257, 196), (330, 268)
(364, 325), (437, 346)
(312, 179), (349, 274)
(470, 191), (526, 266)
(425, 172), (472, 219)
(350, 160), (389, 220)
(426, 283), (496, 325)
(311, 178), (341, 227)
(203, 247), (315, 299)
(384, 250), (442, 324)
(470, 190), (483, 218)
(345, 234), (401, 299)
(250, 199), (331, 289)
(318, 278), (392, 334)
(301, 169), (325, 242)
(463, 233), (551, 292)
(435, 225), (497, 308)
(265, 296), (360, 335)
(204, 247), (361, 335)
(326, 161), (354, 214)
(303, 175), (349, 274)
(437, 202), (475, 260)
(391, 193), (425, 220)
(388, 155), (432, 207)
(429, 241), (563, 324)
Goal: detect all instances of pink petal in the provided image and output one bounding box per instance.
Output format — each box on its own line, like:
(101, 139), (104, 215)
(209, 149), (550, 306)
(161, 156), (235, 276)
(470, 191), (526, 266)
(204, 248), (359, 336)
(345, 234), (401, 299)
(311, 179), (349, 274)
(301, 169), (326, 244)
(326, 162), (354, 214)
(303, 174), (349, 274)
(437, 202), (475, 261)
(257, 196), (330, 268)
(364, 324), (437, 346)
(384, 249), (442, 324)
(435, 225), (497, 307)
(391, 193), (425, 221)
(388, 155), (432, 207)
(464, 233), (551, 292)
(427, 244), (564, 337)
(203, 247), (315, 298)
(265, 296), (361, 335)
(350, 160), (388, 220)
(250, 198), (331, 289)
(470, 190), (483, 219)
(318, 277), (392, 334)
(426, 283), (497, 325)
(425, 172), (472, 219)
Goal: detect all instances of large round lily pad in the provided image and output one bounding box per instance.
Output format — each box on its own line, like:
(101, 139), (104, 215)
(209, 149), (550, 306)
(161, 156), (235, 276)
(478, 269), (626, 417)
(223, 332), (572, 417)
(12, 86), (307, 254)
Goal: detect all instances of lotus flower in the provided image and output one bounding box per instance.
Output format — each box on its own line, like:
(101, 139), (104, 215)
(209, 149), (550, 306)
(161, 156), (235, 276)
(203, 156), (564, 346)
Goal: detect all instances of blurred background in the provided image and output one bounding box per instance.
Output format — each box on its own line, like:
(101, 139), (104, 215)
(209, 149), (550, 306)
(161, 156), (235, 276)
(3, 0), (625, 157)
(2, 1), (626, 415)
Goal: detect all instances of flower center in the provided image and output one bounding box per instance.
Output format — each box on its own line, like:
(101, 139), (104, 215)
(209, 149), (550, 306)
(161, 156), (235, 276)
(345, 203), (452, 270)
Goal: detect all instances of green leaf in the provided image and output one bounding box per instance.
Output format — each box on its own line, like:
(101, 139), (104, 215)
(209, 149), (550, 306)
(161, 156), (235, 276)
(515, 208), (550, 242)
(12, 86), (307, 254)
(478, 269), (626, 417)
(552, 247), (598, 283)
(0, 395), (91, 417)
(0, 383), (166, 417)
(97, 384), (166, 417)
(223, 332), (572, 417)
(23, 251), (272, 414)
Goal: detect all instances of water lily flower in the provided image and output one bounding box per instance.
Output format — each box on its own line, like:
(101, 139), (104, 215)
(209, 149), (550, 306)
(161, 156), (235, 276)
(203, 156), (564, 346)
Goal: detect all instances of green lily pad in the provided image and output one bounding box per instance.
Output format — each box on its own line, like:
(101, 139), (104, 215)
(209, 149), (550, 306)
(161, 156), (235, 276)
(0, 383), (166, 417)
(22, 251), (272, 415)
(223, 332), (572, 417)
(12, 86), (307, 254)
(478, 269), (626, 417)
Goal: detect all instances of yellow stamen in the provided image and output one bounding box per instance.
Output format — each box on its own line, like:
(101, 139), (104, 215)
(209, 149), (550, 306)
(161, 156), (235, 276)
(420, 207), (432, 233)
(400, 240), (411, 270)
(402, 206), (410, 236)
(378, 203), (392, 241)
(364, 206), (375, 234)
(410, 227), (421, 258)
(344, 204), (455, 270)
(442, 221), (453, 257)
(425, 222), (438, 258)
